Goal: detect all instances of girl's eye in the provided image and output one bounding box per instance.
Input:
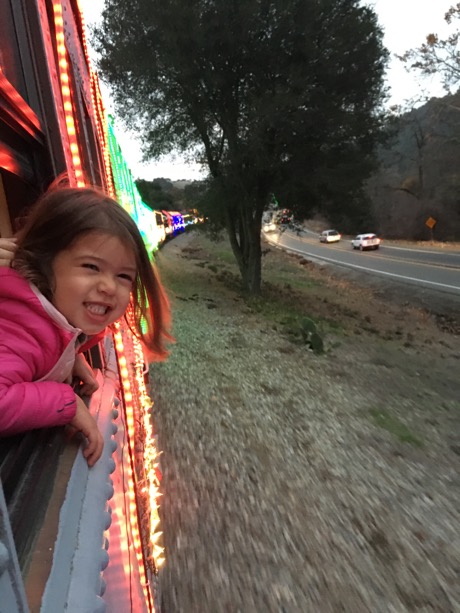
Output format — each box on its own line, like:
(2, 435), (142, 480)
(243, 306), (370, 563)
(82, 263), (99, 271)
(118, 273), (134, 283)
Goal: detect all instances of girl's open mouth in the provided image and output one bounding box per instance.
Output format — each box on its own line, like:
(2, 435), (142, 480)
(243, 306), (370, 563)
(85, 303), (110, 316)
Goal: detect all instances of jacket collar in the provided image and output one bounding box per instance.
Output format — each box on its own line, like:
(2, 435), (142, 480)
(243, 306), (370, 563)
(29, 283), (83, 337)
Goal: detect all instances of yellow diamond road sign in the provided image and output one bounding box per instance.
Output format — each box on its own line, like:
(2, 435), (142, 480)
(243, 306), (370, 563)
(425, 216), (437, 229)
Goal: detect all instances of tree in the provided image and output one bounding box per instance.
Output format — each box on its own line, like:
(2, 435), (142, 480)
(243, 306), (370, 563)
(136, 178), (175, 211)
(366, 94), (460, 240)
(398, 4), (460, 94)
(94, 0), (388, 293)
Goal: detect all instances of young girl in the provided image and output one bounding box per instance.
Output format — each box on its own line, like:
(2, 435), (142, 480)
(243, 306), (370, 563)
(0, 186), (171, 466)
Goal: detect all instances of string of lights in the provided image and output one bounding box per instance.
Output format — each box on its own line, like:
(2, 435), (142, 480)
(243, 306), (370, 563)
(54, 4), (165, 607)
(52, 1), (85, 187)
(113, 323), (165, 610)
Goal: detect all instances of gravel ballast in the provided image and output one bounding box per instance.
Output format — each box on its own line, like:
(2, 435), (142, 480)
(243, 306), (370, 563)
(150, 232), (460, 613)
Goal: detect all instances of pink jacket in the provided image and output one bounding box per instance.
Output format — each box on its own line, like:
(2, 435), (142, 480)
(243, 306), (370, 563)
(0, 267), (80, 435)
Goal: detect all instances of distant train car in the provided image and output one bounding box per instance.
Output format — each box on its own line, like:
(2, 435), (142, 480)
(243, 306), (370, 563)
(154, 210), (167, 245)
(172, 211), (185, 234)
(162, 210), (185, 237)
(162, 210), (174, 238)
(182, 212), (199, 227)
(136, 200), (166, 252)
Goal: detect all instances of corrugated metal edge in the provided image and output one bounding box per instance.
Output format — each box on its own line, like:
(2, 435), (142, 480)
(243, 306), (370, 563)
(41, 371), (118, 613)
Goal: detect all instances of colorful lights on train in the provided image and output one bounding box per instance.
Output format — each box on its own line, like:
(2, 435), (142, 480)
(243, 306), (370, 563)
(107, 114), (164, 253)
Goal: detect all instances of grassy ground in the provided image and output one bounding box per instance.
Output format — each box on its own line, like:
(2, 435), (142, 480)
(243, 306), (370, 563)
(150, 229), (460, 612)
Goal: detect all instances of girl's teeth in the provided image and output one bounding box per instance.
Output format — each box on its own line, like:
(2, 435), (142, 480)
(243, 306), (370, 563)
(86, 304), (107, 315)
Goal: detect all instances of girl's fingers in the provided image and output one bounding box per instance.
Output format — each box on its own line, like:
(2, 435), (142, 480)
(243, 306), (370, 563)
(82, 431), (104, 466)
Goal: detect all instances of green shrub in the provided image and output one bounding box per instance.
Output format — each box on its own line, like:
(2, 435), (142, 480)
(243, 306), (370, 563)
(299, 317), (325, 354)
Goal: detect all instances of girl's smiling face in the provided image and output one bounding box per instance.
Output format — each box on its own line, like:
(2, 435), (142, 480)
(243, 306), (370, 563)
(51, 232), (137, 334)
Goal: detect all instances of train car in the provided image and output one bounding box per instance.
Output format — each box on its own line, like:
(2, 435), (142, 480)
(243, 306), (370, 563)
(107, 114), (166, 252)
(162, 210), (185, 237)
(161, 210), (174, 238)
(182, 211), (200, 227)
(153, 209), (167, 245)
(0, 2), (164, 611)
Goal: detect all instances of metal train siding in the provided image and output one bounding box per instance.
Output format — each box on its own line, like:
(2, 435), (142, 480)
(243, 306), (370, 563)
(0, 1), (163, 611)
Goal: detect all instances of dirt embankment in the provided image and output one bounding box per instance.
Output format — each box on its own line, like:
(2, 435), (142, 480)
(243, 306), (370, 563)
(151, 231), (460, 613)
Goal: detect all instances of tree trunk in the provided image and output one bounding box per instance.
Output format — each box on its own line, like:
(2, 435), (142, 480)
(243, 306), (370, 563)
(226, 206), (263, 295)
(241, 232), (262, 294)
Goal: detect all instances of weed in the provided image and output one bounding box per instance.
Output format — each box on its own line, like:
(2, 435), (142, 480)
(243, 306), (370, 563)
(369, 409), (423, 447)
(299, 317), (324, 354)
(216, 270), (243, 291)
(264, 269), (319, 291)
(324, 318), (343, 332)
(215, 249), (237, 265)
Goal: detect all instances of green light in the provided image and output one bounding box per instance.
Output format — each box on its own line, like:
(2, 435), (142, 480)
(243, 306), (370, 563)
(107, 115), (162, 254)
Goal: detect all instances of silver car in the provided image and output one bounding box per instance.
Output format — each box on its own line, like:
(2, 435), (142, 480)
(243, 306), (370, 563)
(319, 229), (341, 243)
(351, 233), (380, 250)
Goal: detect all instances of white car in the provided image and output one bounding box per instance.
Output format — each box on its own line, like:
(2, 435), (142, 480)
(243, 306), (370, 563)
(351, 233), (380, 250)
(263, 221), (277, 232)
(319, 229), (341, 243)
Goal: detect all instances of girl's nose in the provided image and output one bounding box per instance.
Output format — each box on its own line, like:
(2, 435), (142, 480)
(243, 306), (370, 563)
(98, 275), (116, 295)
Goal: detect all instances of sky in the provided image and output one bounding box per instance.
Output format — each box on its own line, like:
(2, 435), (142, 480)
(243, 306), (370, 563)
(79, 0), (455, 181)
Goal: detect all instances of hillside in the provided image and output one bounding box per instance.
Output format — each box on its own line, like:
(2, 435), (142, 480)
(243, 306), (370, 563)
(367, 93), (460, 241)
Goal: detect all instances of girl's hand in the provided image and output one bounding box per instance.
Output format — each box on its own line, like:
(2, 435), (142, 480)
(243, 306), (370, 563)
(0, 237), (17, 267)
(72, 353), (99, 395)
(69, 396), (104, 466)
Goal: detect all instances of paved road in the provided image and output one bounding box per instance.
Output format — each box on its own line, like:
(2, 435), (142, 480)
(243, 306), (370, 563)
(264, 228), (460, 297)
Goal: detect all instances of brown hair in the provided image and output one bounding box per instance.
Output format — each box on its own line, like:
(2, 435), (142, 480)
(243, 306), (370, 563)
(13, 185), (172, 360)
